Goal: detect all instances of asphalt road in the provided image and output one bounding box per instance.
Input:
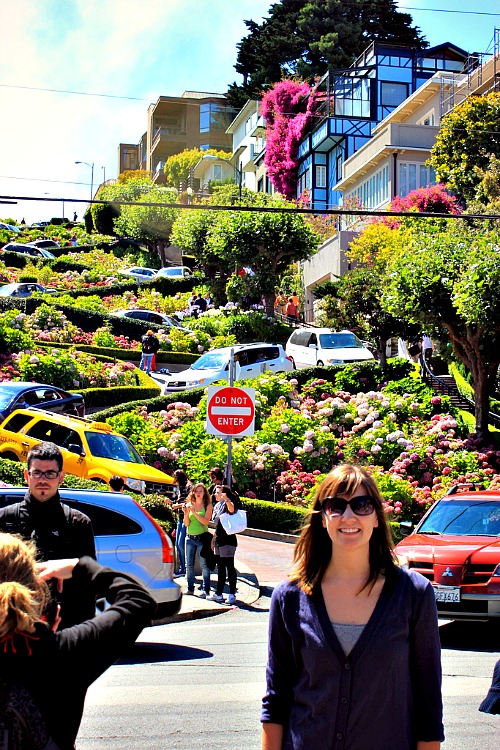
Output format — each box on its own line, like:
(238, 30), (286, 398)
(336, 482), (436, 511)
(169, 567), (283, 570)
(76, 536), (499, 749)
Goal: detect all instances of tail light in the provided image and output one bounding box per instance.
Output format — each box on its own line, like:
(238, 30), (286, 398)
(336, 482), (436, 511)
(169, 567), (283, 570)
(134, 500), (174, 564)
(286, 355), (294, 363)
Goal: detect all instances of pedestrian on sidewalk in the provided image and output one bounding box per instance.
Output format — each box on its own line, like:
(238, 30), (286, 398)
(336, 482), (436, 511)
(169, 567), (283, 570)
(285, 297), (298, 324)
(183, 483), (213, 597)
(261, 464), (443, 750)
(479, 658), (500, 714)
(171, 469), (192, 577)
(207, 485), (242, 605)
(139, 330), (159, 374)
(208, 466), (224, 502)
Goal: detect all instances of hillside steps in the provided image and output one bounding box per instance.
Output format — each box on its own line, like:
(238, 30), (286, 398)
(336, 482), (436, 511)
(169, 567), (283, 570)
(427, 373), (472, 409)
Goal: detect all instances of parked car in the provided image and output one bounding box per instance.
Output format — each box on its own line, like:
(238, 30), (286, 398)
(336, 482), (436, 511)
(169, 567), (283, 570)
(0, 382), (85, 421)
(28, 239), (60, 249)
(118, 266), (158, 283)
(0, 487), (182, 619)
(156, 266), (193, 279)
(29, 221), (50, 229)
(34, 248), (56, 259)
(0, 222), (21, 234)
(161, 342), (294, 393)
(0, 282), (57, 297)
(1, 242), (43, 257)
(0, 409), (177, 498)
(394, 484), (500, 622)
(285, 328), (375, 368)
(111, 308), (187, 328)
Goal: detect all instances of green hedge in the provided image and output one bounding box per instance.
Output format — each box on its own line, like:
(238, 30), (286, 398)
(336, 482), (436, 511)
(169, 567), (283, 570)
(77, 369), (161, 408)
(36, 341), (197, 365)
(92, 388), (205, 421)
(283, 358), (413, 392)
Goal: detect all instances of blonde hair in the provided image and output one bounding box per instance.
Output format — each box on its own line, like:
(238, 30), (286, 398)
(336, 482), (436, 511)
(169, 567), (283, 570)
(292, 464), (396, 594)
(0, 534), (48, 638)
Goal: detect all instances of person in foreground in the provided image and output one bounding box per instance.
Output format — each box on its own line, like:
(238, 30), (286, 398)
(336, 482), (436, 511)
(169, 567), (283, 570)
(0, 533), (156, 750)
(261, 464), (444, 750)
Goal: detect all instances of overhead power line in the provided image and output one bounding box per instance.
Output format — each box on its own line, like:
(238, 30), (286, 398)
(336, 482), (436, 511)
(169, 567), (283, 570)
(1, 194), (498, 220)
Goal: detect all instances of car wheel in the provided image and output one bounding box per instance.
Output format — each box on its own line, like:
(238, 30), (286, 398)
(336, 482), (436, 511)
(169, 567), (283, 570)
(317, 360), (324, 366)
(2, 452), (19, 461)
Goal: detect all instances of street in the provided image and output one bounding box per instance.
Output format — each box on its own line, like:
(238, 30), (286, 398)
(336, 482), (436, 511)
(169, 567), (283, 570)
(76, 536), (499, 749)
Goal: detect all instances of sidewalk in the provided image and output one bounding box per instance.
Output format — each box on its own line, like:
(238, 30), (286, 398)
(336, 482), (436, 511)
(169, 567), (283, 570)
(159, 529), (296, 624)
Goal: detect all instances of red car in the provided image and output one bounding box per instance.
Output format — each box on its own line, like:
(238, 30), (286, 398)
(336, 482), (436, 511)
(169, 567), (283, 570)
(395, 485), (500, 622)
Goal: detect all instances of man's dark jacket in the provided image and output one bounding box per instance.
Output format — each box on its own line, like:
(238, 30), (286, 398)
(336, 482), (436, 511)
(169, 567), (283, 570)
(0, 492), (96, 628)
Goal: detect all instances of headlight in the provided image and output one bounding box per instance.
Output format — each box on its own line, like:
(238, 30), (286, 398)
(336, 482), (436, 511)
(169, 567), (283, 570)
(493, 564), (500, 577)
(125, 478), (146, 493)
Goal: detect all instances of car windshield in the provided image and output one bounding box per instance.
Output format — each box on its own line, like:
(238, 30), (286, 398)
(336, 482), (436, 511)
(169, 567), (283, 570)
(85, 432), (144, 464)
(419, 499), (500, 536)
(318, 333), (364, 349)
(0, 284), (17, 296)
(0, 390), (16, 409)
(191, 352), (227, 370)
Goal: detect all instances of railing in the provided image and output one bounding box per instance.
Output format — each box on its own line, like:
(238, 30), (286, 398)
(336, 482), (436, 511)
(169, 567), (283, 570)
(152, 127), (186, 149)
(420, 357), (500, 429)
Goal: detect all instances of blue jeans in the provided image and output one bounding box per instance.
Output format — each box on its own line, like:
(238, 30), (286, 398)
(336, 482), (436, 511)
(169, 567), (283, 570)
(176, 518), (186, 573)
(186, 535), (211, 593)
(140, 353), (154, 373)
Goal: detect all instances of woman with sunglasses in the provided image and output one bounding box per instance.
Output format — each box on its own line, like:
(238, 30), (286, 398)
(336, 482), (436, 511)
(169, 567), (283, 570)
(262, 464), (443, 750)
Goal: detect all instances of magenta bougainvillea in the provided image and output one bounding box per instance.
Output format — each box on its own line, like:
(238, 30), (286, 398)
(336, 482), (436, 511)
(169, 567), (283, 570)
(261, 80), (316, 199)
(377, 184), (461, 227)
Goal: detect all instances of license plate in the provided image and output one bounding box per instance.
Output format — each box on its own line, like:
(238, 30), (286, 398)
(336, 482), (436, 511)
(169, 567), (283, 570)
(433, 586), (461, 603)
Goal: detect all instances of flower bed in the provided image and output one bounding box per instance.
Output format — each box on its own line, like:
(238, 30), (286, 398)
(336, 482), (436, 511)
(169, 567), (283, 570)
(0, 347), (138, 390)
(97, 371), (500, 523)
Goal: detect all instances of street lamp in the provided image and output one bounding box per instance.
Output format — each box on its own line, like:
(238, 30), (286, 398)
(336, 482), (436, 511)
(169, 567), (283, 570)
(101, 165), (106, 185)
(75, 161), (94, 202)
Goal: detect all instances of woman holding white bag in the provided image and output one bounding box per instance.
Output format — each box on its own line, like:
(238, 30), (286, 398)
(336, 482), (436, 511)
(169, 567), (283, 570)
(207, 485), (244, 605)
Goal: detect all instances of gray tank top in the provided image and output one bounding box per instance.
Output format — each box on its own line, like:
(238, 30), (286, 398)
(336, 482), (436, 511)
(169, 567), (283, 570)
(331, 622), (365, 655)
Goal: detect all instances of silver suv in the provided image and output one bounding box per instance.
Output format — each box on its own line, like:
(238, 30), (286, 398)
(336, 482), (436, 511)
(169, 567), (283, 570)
(0, 487), (182, 620)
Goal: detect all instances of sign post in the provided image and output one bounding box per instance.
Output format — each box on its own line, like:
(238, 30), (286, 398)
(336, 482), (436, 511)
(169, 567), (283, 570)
(206, 363), (255, 488)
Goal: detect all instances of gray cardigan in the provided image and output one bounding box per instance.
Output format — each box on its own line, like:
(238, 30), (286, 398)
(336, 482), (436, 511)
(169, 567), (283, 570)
(262, 567), (444, 750)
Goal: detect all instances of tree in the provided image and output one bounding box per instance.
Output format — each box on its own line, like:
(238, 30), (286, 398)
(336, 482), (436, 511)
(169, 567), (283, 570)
(314, 268), (419, 367)
(164, 148), (232, 190)
(261, 80), (316, 198)
(428, 91), (500, 203)
(383, 219), (500, 440)
(227, 0), (427, 107)
(171, 187), (319, 313)
(112, 185), (179, 264)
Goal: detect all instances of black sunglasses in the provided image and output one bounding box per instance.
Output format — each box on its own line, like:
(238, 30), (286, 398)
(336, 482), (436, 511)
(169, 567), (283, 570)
(321, 495), (376, 517)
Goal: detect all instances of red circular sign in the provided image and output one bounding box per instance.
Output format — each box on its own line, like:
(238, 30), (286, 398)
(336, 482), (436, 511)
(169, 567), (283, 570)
(207, 386), (255, 436)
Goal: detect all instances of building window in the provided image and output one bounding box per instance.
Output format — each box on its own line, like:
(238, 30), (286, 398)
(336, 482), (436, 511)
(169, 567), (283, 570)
(200, 103), (235, 134)
(213, 164), (222, 181)
(334, 76), (371, 118)
(345, 164), (389, 209)
(257, 177), (264, 192)
(418, 112), (435, 126)
(297, 168), (310, 196)
(398, 162), (436, 197)
(380, 82), (408, 108)
(316, 165), (327, 188)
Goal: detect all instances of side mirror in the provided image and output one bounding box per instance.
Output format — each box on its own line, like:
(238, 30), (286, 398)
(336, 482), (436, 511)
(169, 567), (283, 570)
(308, 343), (317, 349)
(68, 444), (85, 456)
(399, 520), (414, 537)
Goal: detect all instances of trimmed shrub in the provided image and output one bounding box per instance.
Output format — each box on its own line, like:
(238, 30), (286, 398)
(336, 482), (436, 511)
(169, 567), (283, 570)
(37, 341), (197, 365)
(91, 388), (205, 421)
(241, 497), (309, 534)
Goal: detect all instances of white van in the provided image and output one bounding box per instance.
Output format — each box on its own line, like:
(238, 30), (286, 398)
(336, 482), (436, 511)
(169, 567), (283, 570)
(285, 328), (374, 369)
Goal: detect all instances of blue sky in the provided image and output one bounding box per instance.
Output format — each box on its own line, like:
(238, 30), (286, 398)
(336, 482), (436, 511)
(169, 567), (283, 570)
(0, 0), (498, 224)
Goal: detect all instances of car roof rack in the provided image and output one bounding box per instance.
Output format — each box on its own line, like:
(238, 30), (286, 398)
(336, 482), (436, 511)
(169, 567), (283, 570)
(445, 482), (485, 495)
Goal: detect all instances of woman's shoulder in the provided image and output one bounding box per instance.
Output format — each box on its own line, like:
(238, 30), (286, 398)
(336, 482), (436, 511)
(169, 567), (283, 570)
(393, 565), (435, 597)
(271, 578), (304, 603)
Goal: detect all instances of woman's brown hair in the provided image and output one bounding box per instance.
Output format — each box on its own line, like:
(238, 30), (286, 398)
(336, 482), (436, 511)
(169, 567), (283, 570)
(292, 465), (397, 594)
(187, 483), (211, 509)
(0, 533), (49, 638)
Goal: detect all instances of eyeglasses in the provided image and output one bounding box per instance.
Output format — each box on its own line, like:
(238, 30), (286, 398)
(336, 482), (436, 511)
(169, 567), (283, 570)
(28, 470), (60, 480)
(321, 495), (375, 518)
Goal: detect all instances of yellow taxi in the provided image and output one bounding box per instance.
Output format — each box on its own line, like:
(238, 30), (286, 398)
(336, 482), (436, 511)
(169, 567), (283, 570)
(0, 408), (176, 498)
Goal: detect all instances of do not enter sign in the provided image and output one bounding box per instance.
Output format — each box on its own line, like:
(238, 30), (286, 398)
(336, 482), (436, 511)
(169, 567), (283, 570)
(206, 385), (256, 437)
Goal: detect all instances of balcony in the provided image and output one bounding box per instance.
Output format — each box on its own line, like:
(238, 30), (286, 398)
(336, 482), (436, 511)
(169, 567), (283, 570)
(151, 127), (187, 151)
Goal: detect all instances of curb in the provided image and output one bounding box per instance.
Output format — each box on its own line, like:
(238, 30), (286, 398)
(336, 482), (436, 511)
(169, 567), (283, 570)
(154, 560), (261, 625)
(240, 527), (299, 545)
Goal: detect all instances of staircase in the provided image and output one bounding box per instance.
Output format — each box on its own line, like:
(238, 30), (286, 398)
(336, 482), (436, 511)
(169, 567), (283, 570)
(427, 374), (472, 410)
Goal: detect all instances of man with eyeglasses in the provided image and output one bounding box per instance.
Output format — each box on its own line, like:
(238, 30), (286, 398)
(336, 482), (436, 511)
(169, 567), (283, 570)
(0, 441), (96, 628)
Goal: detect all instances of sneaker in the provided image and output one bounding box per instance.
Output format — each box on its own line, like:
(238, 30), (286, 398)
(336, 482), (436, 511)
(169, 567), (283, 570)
(198, 591), (207, 599)
(173, 571), (185, 579)
(207, 592), (224, 602)
(186, 589), (195, 595)
(227, 594), (237, 605)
